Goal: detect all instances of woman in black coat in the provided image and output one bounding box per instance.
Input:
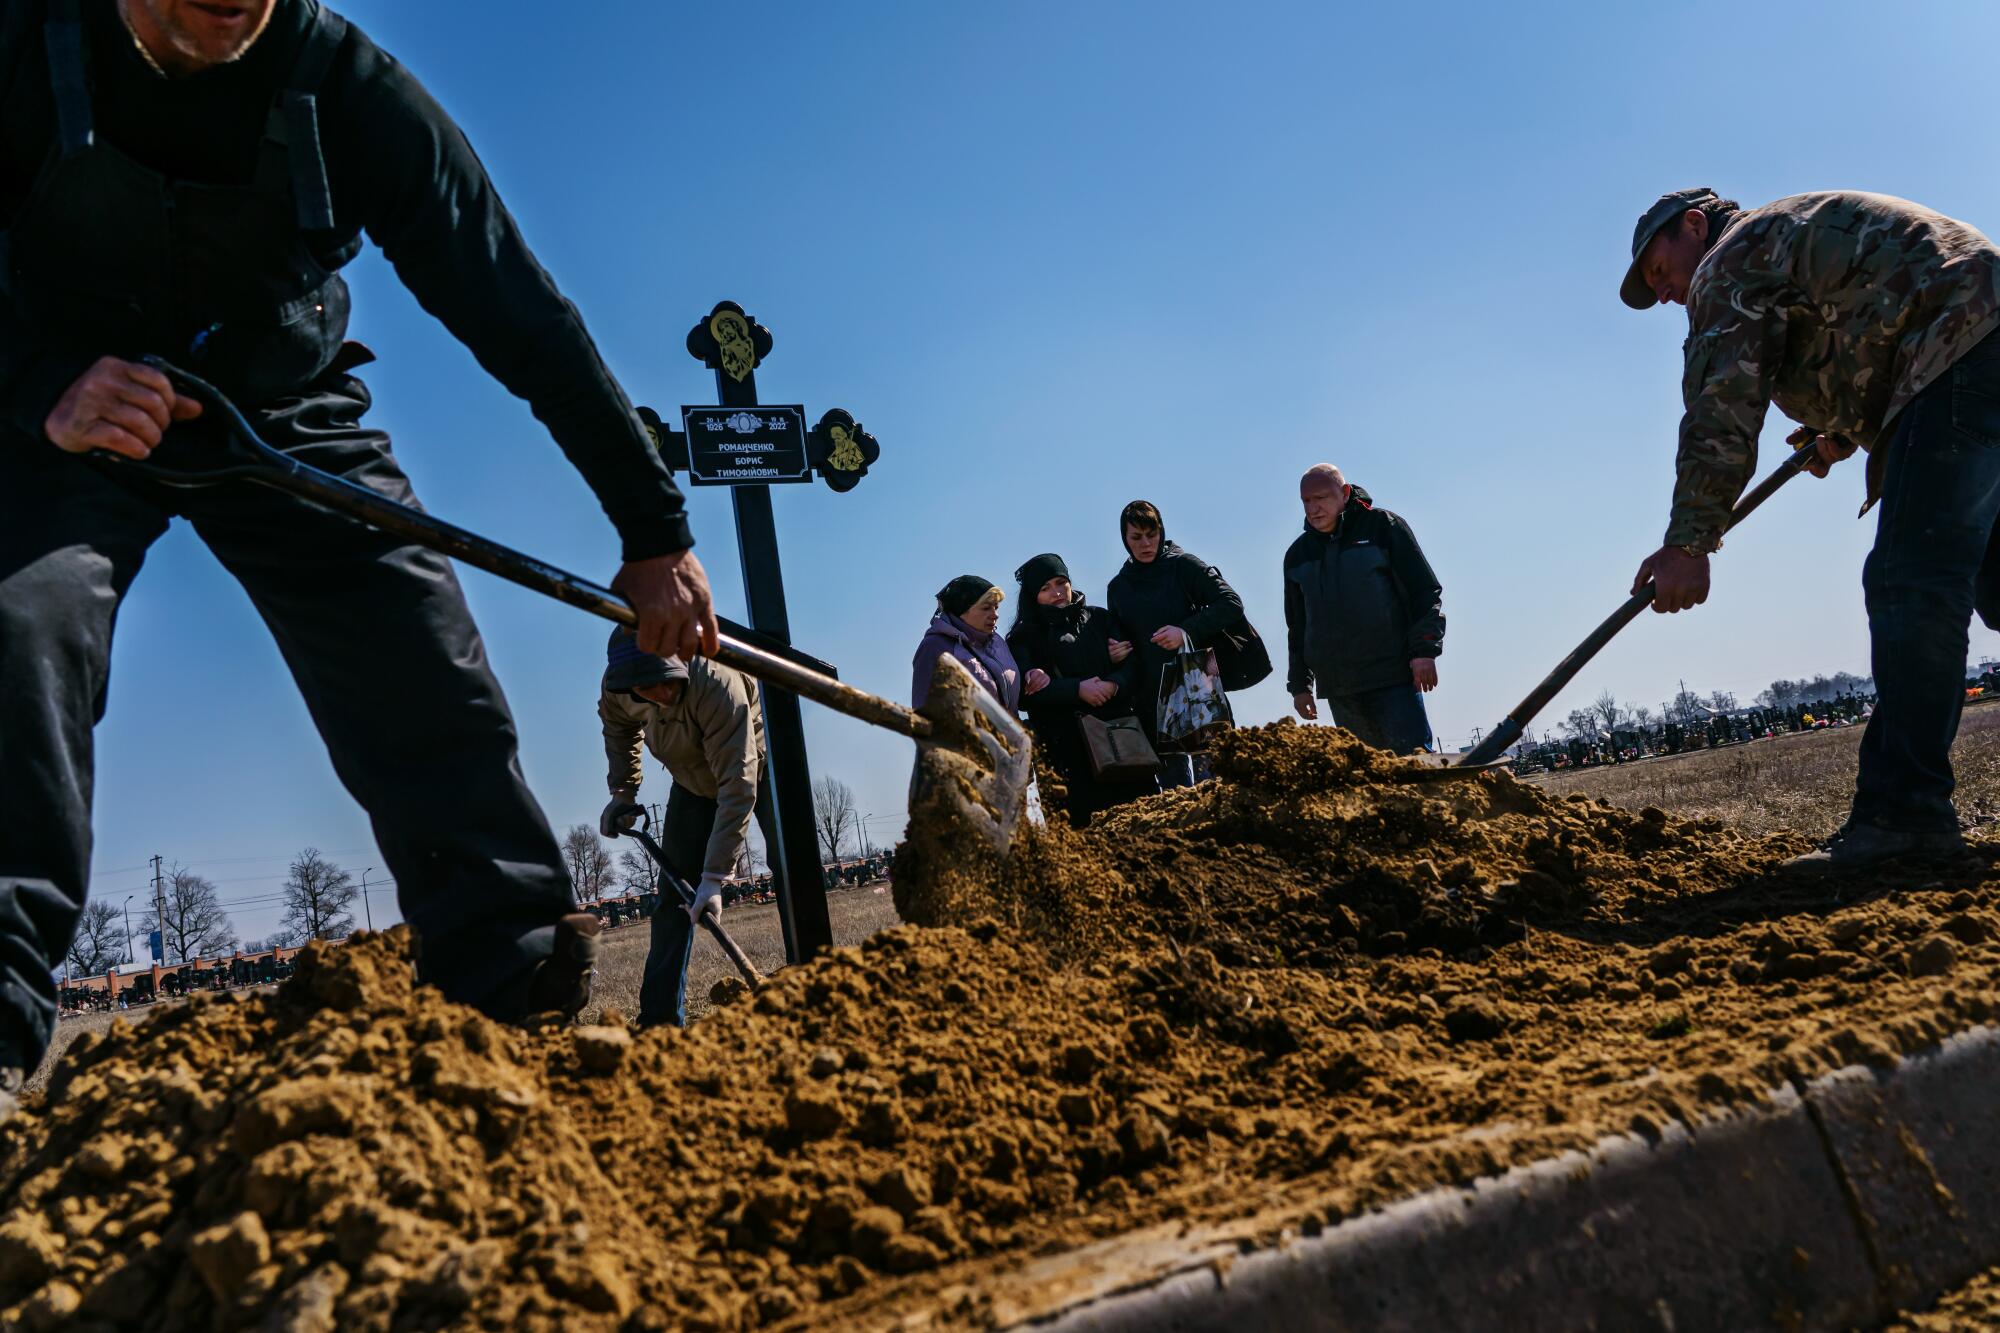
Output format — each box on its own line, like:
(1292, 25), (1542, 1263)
(1006, 553), (1155, 827)
(1104, 499), (1249, 785)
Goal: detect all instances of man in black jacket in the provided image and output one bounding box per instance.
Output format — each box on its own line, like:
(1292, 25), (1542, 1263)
(0, 0), (718, 1099)
(1284, 464), (1445, 753)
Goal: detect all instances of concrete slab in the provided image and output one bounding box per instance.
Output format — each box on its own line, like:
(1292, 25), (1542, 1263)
(1805, 1025), (2000, 1307)
(1009, 1087), (1878, 1332)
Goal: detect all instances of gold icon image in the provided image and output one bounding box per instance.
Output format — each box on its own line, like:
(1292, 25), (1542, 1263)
(710, 310), (757, 382)
(826, 423), (865, 472)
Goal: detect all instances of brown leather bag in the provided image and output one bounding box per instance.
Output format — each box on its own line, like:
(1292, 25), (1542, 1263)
(1079, 715), (1162, 781)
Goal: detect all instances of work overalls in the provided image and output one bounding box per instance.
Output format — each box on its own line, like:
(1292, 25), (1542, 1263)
(0, 0), (576, 1069)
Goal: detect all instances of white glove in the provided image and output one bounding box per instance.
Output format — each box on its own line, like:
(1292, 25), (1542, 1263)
(599, 794), (642, 838)
(687, 873), (726, 923)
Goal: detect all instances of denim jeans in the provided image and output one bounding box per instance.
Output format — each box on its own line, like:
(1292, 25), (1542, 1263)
(638, 781), (779, 1026)
(1853, 327), (2000, 832)
(1325, 683), (1434, 754)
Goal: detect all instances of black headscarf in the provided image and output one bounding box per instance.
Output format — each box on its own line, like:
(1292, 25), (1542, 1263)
(936, 575), (997, 618)
(1014, 553), (1069, 599)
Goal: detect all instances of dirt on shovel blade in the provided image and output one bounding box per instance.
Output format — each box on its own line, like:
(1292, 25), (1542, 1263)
(5, 722), (2000, 1331)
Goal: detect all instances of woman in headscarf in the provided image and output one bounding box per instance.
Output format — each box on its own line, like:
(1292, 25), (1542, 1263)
(912, 575), (1020, 712)
(1005, 552), (1153, 826)
(1105, 499), (1249, 785)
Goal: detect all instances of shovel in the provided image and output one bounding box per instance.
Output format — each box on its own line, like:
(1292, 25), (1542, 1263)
(109, 359), (1034, 849)
(613, 809), (765, 990)
(1449, 434), (1821, 771)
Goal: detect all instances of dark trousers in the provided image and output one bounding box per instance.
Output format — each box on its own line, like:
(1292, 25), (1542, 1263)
(638, 780), (777, 1027)
(0, 373), (575, 1067)
(1326, 683), (1434, 754)
(1853, 327), (2000, 832)
(1056, 764), (1155, 827)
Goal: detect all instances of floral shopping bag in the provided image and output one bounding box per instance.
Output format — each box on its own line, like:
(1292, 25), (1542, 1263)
(1157, 647), (1232, 747)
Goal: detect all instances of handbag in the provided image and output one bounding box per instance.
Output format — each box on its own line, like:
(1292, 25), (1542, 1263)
(1209, 623), (1272, 692)
(1157, 648), (1234, 747)
(1172, 558), (1272, 691)
(1078, 715), (1161, 782)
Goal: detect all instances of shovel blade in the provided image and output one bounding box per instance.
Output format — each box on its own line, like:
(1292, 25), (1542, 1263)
(1397, 752), (1513, 782)
(907, 655), (1033, 851)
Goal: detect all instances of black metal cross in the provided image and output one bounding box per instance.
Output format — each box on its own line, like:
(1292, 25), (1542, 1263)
(637, 301), (880, 964)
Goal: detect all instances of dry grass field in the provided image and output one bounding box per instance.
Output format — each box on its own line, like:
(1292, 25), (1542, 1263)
(580, 878), (903, 1026)
(31, 879), (904, 1092)
(1528, 700), (2000, 839)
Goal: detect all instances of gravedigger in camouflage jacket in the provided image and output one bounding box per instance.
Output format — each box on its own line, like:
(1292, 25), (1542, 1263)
(1639, 190), (2000, 550)
(1622, 186), (2000, 875)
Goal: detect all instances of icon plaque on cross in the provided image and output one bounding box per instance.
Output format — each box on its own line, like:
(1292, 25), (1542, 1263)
(651, 301), (881, 492)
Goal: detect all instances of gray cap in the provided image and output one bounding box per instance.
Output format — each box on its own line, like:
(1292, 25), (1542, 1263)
(603, 627), (688, 695)
(1621, 187), (1720, 310)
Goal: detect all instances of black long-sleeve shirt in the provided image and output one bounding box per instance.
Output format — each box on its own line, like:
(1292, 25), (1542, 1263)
(0, 0), (690, 558)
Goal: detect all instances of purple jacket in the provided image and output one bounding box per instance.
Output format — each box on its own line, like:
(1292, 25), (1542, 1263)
(912, 613), (1021, 714)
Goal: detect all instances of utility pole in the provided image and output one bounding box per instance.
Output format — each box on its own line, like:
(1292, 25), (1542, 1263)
(151, 854), (166, 965)
(123, 895), (135, 965)
(360, 868), (374, 932)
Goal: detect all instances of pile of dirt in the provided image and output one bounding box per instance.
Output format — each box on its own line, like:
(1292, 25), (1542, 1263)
(895, 723), (1779, 967)
(6, 723), (1999, 1331)
(1887, 1264), (2000, 1329)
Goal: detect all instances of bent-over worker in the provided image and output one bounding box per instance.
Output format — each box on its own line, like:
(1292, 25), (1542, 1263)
(599, 630), (775, 1027)
(1622, 187), (2000, 872)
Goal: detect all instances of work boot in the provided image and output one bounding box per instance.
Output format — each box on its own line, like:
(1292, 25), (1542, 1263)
(0, 1067), (23, 1126)
(503, 912), (603, 1023)
(1781, 822), (1967, 875)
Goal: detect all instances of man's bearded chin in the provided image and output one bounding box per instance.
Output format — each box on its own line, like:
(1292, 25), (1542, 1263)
(139, 0), (275, 65)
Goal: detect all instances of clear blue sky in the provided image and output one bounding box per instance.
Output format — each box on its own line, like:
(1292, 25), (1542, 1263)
(82, 0), (2000, 948)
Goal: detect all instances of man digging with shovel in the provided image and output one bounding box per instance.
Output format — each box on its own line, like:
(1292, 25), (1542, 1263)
(597, 630), (776, 1027)
(0, 0), (718, 1115)
(1623, 187), (2000, 872)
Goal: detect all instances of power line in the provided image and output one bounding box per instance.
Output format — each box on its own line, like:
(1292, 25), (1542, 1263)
(89, 845), (379, 881)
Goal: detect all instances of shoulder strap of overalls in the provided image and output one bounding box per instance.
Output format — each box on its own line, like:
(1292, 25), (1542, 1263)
(267, 0), (347, 230)
(44, 0), (92, 154)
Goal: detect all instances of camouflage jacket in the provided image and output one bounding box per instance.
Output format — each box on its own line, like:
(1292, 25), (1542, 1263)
(1668, 192), (2000, 547)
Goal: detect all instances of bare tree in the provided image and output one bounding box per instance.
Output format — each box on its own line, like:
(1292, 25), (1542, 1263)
(144, 864), (237, 965)
(1707, 690), (1738, 713)
(616, 843), (659, 897)
(66, 900), (125, 977)
(1757, 672), (1870, 710)
(1562, 708), (1598, 741)
(741, 827), (769, 875)
(812, 776), (858, 863)
(280, 848), (357, 943)
(561, 825), (614, 900)
(1590, 690), (1621, 735)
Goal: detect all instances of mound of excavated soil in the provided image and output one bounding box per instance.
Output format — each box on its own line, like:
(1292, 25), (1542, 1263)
(6, 723), (2000, 1331)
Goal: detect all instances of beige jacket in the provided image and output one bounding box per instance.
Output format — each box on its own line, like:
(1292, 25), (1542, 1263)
(600, 658), (765, 880)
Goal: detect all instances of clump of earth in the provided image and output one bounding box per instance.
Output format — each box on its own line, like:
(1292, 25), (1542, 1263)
(4, 723), (1997, 1331)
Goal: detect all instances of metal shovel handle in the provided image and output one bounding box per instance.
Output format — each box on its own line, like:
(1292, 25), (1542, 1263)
(1456, 437), (1820, 768)
(116, 358), (933, 744)
(619, 818), (765, 989)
